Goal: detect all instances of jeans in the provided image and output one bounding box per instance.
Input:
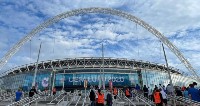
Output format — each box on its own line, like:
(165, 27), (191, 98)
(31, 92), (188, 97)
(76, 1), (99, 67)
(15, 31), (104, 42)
(107, 103), (112, 106)
(91, 101), (96, 106)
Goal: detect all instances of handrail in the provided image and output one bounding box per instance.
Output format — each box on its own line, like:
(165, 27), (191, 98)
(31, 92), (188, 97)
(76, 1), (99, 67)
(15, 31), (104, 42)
(56, 91), (71, 105)
(5, 95), (15, 103)
(123, 95), (137, 106)
(67, 91), (79, 106)
(18, 91), (45, 106)
(118, 89), (136, 106)
(8, 91), (45, 106)
(135, 95), (152, 106)
(0, 92), (15, 101)
(57, 95), (67, 105)
(8, 96), (29, 106)
(168, 95), (200, 105)
(23, 95), (41, 106)
(116, 94), (122, 100)
(75, 96), (81, 106)
(23, 91), (51, 106)
(49, 92), (64, 103)
(133, 90), (154, 105)
(82, 90), (90, 106)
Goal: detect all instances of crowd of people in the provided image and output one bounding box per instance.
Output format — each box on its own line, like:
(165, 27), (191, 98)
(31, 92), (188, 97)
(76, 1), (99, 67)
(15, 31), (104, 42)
(14, 86), (52, 102)
(89, 86), (116, 106)
(88, 82), (200, 106)
(14, 82), (200, 106)
(140, 82), (200, 106)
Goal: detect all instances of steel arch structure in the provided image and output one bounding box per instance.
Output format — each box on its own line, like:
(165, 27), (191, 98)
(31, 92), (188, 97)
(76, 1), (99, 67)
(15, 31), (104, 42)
(0, 7), (198, 79)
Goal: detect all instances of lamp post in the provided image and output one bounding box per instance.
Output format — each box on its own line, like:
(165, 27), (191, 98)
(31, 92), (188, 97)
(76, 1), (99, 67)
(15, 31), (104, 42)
(51, 69), (56, 95)
(102, 43), (105, 90)
(32, 42), (42, 87)
(162, 43), (176, 106)
(62, 75), (65, 90)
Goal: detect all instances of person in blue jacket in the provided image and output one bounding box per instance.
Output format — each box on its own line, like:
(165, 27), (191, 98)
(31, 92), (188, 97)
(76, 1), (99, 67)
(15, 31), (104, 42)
(15, 88), (22, 102)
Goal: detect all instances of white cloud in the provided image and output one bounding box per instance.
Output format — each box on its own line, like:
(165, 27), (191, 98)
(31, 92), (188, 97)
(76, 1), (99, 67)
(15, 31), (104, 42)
(1, 0), (200, 76)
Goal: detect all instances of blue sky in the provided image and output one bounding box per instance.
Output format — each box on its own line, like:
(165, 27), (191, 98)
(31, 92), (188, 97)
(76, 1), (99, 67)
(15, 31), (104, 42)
(1, 0), (200, 75)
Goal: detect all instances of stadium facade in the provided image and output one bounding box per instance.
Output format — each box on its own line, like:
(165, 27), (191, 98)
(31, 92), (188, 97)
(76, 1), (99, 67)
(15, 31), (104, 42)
(0, 57), (198, 91)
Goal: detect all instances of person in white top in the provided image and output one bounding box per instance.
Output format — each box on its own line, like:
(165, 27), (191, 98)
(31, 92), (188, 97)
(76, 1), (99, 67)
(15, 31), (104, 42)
(160, 88), (167, 106)
(166, 84), (173, 95)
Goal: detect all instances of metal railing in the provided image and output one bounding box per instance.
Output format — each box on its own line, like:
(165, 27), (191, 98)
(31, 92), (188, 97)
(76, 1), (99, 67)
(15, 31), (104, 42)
(57, 95), (67, 105)
(82, 90), (90, 106)
(8, 91), (46, 106)
(75, 96), (81, 106)
(168, 95), (200, 105)
(67, 90), (79, 106)
(48, 91), (64, 104)
(0, 91), (15, 101)
(23, 91), (51, 106)
(8, 96), (30, 106)
(118, 89), (137, 106)
(23, 95), (40, 106)
(57, 91), (71, 105)
(133, 90), (154, 106)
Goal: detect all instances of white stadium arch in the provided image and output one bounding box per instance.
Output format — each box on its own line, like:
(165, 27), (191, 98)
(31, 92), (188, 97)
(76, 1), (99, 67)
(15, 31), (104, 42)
(0, 7), (198, 80)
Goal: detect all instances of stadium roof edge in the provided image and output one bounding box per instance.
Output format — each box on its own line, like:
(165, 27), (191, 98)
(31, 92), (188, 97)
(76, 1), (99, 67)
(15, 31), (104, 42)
(0, 57), (181, 77)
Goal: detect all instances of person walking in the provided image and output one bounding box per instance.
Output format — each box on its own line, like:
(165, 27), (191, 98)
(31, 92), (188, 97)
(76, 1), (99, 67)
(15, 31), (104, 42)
(183, 87), (189, 98)
(106, 90), (112, 106)
(29, 86), (37, 97)
(166, 84), (173, 95)
(143, 85), (148, 98)
(188, 84), (200, 102)
(153, 89), (163, 106)
(125, 88), (130, 98)
(29, 86), (38, 105)
(113, 87), (118, 99)
(175, 87), (183, 96)
(160, 88), (167, 106)
(52, 87), (56, 96)
(97, 89), (104, 106)
(135, 84), (140, 91)
(15, 88), (22, 102)
(89, 88), (96, 106)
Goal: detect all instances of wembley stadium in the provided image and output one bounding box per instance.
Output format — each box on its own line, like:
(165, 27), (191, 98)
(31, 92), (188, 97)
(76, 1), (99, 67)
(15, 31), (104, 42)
(0, 57), (199, 91)
(0, 7), (199, 93)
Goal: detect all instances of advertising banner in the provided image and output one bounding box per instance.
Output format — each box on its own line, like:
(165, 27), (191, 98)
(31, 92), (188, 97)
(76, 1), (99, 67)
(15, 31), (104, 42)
(42, 77), (49, 87)
(55, 73), (137, 86)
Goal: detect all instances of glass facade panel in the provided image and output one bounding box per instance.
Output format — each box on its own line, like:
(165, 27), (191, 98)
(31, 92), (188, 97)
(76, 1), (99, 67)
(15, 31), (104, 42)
(0, 68), (199, 91)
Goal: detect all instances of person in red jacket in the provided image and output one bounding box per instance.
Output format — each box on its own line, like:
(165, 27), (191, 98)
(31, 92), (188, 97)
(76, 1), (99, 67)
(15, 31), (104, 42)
(97, 89), (104, 106)
(153, 89), (163, 106)
(113, 87), (118, 99)
(52, 87), (56, 96)
(125, 88), (130, 98)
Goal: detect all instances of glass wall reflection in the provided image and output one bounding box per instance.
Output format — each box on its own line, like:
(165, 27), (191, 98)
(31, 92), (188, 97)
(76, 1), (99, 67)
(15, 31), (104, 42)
(0, 69), (198, 91)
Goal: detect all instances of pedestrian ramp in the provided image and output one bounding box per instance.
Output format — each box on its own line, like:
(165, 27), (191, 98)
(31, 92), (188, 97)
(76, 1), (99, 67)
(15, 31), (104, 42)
(1, 89), (158, 106)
